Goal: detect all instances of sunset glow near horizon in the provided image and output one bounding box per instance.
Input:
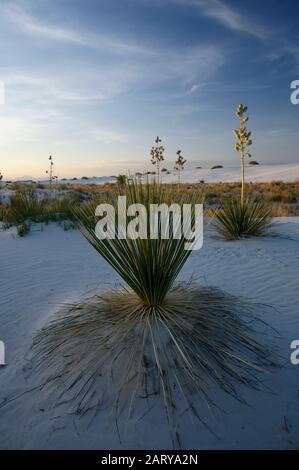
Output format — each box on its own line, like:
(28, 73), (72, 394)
(0, 0), (298, 179)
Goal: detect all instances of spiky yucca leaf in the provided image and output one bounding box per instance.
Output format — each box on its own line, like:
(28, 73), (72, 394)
(74, 180), (202, 305)
(214, 197), (272, 240)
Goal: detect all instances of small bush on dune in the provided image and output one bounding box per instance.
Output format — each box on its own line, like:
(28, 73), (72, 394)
(45, 196), (74, 223)
(0, 203), (8, 222)
(116, 174), (127, 187)
(2, 187), (75, 235)
(214, 197), (272, 239)
(5, 188), (47, 226)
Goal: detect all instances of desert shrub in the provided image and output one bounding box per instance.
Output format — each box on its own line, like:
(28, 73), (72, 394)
(0, 203), (7, 221)
(45, 196), (74, 223)
(26, 180), (275, 444)
(270, 203), (297, 217)
(268, 193), (282, 203)
(5, 188), (47, 225)
(214, 197), (272, 239)
(205, 191), (218, 203)
(9, 182), (30, 191)
(116, 174), (127, 187)
(1, 187), (75, 235)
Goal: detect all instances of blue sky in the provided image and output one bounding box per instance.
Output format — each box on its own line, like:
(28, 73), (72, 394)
(0, 0), (298, 178)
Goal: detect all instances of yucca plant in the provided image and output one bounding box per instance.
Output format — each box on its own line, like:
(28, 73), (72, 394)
(75, 181), (201, 305)
(215, 105), (271, 239)
(215, 197), (272, 239)
(27, 180), (275, 445)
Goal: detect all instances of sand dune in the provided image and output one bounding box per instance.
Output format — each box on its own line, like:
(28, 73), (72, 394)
(47, 163), (299, 185)
(161, 163), (299, 184)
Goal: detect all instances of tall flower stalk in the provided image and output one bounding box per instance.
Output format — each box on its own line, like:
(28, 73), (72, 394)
(234, 105), (252, 205)
(150, 136), (165, 184)
(174, 150), (186, 186)
(46, 155), (57, 189)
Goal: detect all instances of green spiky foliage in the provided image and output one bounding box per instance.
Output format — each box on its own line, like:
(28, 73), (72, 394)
(25, 180), (276, 445)
(215, 197), (272, 239)
(74, 181), (201, 306)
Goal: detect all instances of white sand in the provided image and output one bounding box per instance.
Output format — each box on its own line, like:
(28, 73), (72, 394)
(0, 220), (299, 449)
(169, 162), (299, 184)
(58, 163), (299, 185)
(7, 162), (299, 186)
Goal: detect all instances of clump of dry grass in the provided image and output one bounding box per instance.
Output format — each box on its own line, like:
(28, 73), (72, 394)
(4, 187), (47, 225)
(28, 285), (276, 444)
(1, 186), (75, 233)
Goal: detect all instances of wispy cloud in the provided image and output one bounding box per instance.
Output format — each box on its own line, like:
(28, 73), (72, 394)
(187, 82), (209, 95)
(195, 0), (268, 39)
(2, 3), (150, 55)
(158, 0), (270, 40)
(1, 2), (224, 103)
(169, 0), (299, 73)
(0, 0), (228, 177)
(3, 4), (85, 43)
(0, 40), (223, 108)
